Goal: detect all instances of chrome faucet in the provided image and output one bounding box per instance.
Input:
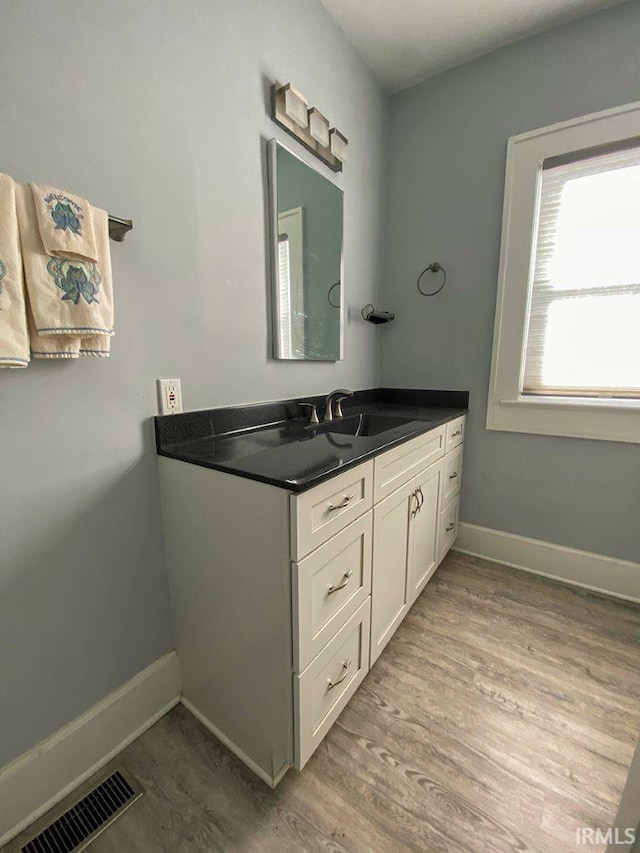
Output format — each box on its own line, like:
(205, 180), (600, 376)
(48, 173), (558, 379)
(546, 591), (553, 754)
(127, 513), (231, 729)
(323, 388), (354, 422)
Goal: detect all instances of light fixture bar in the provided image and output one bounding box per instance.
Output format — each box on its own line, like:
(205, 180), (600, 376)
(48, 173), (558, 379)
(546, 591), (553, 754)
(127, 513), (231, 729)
(271, 81), (344, 173)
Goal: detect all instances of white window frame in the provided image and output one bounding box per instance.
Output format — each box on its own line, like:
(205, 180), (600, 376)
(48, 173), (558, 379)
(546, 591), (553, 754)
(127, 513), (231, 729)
(487, 100), (640, 445)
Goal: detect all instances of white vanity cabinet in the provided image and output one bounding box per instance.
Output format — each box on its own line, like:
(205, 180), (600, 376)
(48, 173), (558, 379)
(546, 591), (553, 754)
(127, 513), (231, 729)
(158, 414), (465, 787)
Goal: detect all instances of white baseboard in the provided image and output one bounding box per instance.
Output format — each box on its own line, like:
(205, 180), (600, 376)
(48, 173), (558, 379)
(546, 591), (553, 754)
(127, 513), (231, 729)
(0, 651), (181, 848)
(180, 698), (290, 789)
(455, 522), (640, 603)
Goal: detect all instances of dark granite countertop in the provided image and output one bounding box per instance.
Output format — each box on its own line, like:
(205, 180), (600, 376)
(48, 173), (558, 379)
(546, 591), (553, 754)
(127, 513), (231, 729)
(155, 388), (468, 492)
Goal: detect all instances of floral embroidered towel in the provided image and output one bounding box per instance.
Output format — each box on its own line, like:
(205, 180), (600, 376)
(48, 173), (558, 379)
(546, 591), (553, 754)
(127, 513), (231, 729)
(17, 185), (114, 352)
(30, 183), (98, 264)
(27, 313), (111, 359)
(27, 303), (80, 359)
(79, 335), (111, 358)
(0, 174), (30, 368)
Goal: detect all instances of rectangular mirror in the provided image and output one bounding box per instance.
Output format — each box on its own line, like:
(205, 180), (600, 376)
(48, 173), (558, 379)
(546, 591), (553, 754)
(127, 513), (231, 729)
(268, 139), (344, 360)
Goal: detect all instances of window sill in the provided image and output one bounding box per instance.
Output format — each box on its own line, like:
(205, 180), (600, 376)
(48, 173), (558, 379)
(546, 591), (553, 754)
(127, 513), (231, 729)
(487, 396), (640, 444)
(501, 396), (640, 412)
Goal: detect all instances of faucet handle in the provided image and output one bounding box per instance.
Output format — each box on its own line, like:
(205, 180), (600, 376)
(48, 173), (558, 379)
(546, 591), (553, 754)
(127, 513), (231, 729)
(298, 402), (319, 424)
(333, 390), (354, 418)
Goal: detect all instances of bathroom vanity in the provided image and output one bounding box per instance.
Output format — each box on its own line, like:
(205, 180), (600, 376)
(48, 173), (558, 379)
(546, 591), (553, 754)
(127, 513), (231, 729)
(156, 389), (467, 786)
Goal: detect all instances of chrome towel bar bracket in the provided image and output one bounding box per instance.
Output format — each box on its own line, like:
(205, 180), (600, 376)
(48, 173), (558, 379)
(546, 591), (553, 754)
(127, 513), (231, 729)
(108, 216), (133, 242)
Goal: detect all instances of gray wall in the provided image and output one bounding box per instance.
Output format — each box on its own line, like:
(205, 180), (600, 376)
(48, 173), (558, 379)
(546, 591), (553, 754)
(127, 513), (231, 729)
(0, 0), (387, 767)
(381, 1), (640, 563)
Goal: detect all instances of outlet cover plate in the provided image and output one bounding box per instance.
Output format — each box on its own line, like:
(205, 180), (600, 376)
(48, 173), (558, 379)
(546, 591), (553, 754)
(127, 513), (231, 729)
(157, 379), (183, 415)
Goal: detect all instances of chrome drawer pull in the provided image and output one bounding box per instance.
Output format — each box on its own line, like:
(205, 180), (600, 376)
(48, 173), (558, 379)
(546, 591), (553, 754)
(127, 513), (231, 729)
(327, 660), (351, 690)
(451, 430), (461, 438)
(410, 490), (420, 518)
(328, 570), (353, 595)
(417, 486), (424, 511)
(449, 471), (458, 480)
(327, 494), (353, 512)
(446, 522), (455, 532)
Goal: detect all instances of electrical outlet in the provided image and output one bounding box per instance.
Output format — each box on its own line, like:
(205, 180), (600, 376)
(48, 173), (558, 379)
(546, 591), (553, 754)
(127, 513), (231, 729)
(157, 379), (183, 415)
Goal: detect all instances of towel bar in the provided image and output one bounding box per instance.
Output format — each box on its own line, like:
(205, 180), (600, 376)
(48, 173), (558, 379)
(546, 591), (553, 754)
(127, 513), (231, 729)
(108, 216), (133, 242)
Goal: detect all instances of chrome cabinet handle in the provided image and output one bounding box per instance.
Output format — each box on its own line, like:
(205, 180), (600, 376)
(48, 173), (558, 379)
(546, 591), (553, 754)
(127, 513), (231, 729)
(327, 660), (351, 690)
(446, 522), (455, 532)
(327, 494), (353, 512)
(411, 487), (424, 518)
(328, 570), (353, 595)
(449, 471), (458, 480)
(451, 430), (461, 438)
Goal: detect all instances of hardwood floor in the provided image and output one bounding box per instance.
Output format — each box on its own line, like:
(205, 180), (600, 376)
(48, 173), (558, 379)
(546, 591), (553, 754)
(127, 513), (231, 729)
(83, 554), (640, 852)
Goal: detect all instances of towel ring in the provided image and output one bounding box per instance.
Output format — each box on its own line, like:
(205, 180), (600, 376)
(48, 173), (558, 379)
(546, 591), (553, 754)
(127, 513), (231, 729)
(328, 281), (341, 308)
(416, 262), (447, 297)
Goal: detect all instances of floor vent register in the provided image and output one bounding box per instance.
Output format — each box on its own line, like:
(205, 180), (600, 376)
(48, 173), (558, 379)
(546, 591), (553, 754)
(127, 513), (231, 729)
(17, 769), (142, 853)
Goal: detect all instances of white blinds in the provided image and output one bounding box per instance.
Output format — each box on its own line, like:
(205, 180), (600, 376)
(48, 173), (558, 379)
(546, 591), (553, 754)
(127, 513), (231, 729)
(278, 235), (293, 359)
(522, 143), (640, 399)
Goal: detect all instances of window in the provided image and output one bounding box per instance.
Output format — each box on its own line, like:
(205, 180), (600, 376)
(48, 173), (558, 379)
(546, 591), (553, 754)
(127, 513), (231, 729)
(276, 207), (305, 359)
(524, 143), (640, 399)
(487, 101), (640, 444)
(277, 234), (293, 359)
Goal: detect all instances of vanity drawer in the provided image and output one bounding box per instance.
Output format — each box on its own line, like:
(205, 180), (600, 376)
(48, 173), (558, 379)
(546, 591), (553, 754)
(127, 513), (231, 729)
(293, 512), (372, 672)
(291, 460), (373, 560)
(294, 597), (370, 769)
(373, 427), (445, 503)
(438, 495), (460, 563)
(440, 444), (463, 507)
(445, 416), (465, 452)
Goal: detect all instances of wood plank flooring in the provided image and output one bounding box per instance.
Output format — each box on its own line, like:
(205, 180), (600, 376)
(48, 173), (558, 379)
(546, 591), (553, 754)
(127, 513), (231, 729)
(72, 554), (640, 852)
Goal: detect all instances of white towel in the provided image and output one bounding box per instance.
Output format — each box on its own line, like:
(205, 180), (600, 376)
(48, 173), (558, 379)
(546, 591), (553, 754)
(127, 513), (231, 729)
(17, 186), (114, 347)
(28, 304), (79, 359)
(30, 183), (98, 264)
(0, 174), (30, 368)
(80, 335), (111, 358)
(28, 326), (111, 360)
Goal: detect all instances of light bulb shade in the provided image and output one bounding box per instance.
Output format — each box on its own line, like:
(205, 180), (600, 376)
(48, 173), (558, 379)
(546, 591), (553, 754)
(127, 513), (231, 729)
(281, 83), (308, 129)
(329, 128), (348, 163)
(308, 108), (330, 147)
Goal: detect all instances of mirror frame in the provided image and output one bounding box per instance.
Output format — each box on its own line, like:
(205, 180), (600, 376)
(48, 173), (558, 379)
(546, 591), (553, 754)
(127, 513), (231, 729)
(268, 138), (344, 361)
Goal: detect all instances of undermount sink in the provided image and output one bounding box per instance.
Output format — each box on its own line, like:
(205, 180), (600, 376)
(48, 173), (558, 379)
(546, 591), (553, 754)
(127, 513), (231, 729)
(310, 413), (416, 437)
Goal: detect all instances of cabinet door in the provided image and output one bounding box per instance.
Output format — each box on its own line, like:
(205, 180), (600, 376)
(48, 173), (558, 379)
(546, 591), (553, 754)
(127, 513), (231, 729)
(370, 481), (414, 665)
(408, 459), (442, 605)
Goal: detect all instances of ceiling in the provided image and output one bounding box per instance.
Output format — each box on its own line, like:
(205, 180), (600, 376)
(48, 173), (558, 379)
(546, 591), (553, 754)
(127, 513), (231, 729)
(318, 0), (625, 93)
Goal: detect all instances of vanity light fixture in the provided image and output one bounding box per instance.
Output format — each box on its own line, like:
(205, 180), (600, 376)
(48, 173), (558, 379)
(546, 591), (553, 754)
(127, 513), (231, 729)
(271, 80), (345, 173)
(281, 83), (309, 129)
(308, 108), (330, 147)
(329, 129), (349, 164)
